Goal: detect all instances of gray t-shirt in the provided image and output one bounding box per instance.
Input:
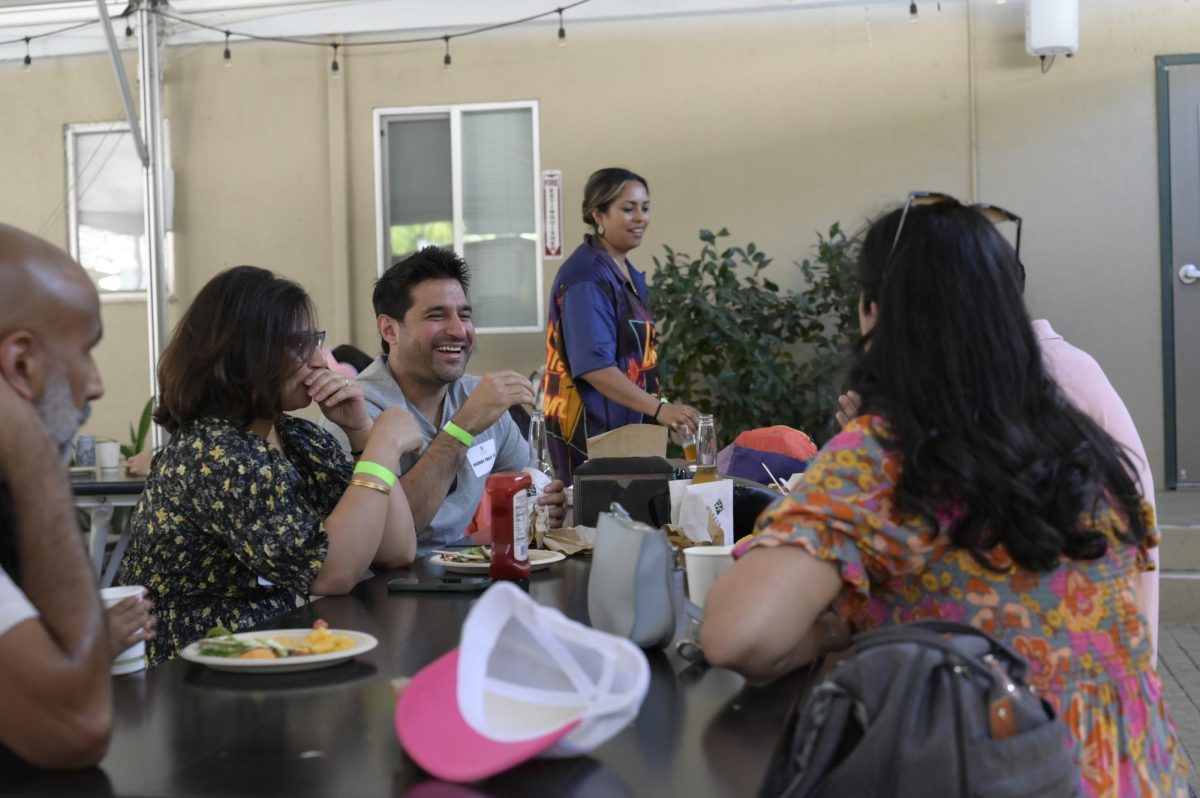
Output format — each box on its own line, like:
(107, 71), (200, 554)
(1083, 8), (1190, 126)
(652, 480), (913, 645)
(325, 357), (533, 554)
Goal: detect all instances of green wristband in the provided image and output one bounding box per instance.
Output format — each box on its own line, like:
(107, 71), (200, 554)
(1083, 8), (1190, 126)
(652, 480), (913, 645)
(353, 460), (397, 488)
(443, 421), (475, 447)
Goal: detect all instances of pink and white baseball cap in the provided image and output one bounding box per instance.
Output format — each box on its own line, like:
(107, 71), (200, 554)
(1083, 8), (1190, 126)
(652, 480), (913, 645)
(395, 581), (650, 783)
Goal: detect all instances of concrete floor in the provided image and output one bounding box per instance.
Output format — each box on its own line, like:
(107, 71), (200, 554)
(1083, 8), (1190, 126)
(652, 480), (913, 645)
(1159, 624), (1200, 789)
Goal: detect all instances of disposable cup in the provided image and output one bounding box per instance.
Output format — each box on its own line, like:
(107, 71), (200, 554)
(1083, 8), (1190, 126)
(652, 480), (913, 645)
(100, 585), (147, 675)
(682, 545), (735, 610)
(96, 441), (121, 470)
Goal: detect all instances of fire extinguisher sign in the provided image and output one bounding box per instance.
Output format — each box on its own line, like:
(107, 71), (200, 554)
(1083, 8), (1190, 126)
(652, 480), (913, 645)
(542, 169), (564, 259)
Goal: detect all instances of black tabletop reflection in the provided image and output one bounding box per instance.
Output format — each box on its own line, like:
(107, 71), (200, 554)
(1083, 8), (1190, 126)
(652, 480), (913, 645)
(10, 557), (807, 797)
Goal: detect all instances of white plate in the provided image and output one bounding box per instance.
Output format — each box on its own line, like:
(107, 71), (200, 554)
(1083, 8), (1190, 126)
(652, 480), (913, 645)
(428, 549), (565, 575)
(179, 629), (378, 674)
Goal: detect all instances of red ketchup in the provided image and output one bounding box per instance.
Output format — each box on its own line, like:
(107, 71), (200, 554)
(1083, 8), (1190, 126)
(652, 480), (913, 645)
(486, 472), (533, 581)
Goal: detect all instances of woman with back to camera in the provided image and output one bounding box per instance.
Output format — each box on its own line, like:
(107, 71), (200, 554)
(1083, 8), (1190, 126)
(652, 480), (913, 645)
(701, 197), (1188, 795)
(119, 266), (423, 664)
(543, 168), (699, 482)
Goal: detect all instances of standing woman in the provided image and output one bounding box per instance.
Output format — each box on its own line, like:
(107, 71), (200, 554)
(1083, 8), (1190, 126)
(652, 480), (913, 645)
(119, 266), (423, 663)
(543, 168), (699, 482)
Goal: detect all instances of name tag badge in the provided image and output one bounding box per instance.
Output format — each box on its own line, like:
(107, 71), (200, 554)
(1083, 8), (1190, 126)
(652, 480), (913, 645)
(467, 438), (497, 478)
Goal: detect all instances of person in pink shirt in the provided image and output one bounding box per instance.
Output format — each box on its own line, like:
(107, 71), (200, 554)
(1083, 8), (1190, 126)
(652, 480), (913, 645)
(1033, 318), (1160, 660)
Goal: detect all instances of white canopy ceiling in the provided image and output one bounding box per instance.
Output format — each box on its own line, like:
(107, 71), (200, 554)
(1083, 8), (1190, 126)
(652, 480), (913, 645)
(0, 0), (885, 61)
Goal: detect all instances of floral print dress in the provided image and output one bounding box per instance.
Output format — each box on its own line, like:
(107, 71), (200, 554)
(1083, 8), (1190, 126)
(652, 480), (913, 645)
(118, 415), (351, 664)
(735, 415), (1189, 797)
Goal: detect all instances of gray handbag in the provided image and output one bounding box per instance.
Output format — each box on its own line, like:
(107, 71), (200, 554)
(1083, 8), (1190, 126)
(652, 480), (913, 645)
(587, 503), (681, 649)
(759, 620), (1081, 797)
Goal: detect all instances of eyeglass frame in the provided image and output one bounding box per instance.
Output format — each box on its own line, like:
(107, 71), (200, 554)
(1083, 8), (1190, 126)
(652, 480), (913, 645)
(289, 329), (326, 361)
(889, 190), (1023, 264)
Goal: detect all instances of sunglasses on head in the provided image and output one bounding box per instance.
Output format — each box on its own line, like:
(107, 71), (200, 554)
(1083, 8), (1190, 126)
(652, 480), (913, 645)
(889, 191), (1022, 262)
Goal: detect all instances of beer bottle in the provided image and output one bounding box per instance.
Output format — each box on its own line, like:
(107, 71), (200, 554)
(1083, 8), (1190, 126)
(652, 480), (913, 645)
(692, 414), (720, 484)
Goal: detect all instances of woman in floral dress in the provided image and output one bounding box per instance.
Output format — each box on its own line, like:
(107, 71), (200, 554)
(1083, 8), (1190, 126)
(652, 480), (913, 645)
(702, 197), (1189, 796)
(120, 266), (423, 663)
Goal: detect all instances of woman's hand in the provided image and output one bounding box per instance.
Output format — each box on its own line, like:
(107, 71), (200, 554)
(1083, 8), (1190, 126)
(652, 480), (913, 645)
(370, 406), (424, 455)
(657, 402), (700, 434)
(835, 390), (861, 430)
(106, 591), (155, 653)
(123, 450), (153, 477)
(307, 369), (371, 436)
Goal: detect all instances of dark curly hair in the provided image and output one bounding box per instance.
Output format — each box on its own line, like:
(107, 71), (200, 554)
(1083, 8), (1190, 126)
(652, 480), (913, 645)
(849, 202), (1147, 572)
(155, 266), (315, 432)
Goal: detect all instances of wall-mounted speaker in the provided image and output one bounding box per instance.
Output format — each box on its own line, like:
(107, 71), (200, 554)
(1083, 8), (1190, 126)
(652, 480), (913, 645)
(1026, 0), (1079, 57)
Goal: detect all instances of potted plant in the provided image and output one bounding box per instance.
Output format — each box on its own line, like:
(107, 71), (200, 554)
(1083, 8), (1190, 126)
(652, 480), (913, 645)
(650, 225), (859, 446)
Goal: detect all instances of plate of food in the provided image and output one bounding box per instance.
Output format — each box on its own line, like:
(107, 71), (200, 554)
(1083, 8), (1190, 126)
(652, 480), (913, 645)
(429, 547), (565, 575)
(179, 620), (377, 673)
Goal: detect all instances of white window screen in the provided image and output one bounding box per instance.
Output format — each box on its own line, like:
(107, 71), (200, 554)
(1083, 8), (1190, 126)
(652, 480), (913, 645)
(65, 122), (172, 298)
(378, 102), (542, 332)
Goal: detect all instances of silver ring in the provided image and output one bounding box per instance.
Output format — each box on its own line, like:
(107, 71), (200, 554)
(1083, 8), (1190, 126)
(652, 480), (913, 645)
(343, 378), (350, 388)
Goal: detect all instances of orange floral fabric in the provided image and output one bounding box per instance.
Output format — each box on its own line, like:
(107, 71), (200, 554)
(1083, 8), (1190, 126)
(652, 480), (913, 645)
(736, 415), (1189, 797)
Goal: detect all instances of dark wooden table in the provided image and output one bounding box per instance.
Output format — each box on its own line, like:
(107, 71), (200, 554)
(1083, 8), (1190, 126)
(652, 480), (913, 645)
(10, 557), (807, 797)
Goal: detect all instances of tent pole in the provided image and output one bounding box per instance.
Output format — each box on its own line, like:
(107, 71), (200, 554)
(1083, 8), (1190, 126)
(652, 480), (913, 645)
(136, 0), (170, 450)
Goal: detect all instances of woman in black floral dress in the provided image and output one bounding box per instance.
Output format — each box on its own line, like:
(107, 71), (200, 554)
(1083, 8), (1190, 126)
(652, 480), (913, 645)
(119, 266), (423, 663)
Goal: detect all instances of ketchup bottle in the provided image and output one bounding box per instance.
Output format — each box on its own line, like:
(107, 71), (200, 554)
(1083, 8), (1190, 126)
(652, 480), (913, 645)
(486, 472), (533, 581)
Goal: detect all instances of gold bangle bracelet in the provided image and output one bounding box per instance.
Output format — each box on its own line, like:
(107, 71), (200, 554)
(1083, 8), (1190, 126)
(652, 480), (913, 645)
(349, 478), (391, 496)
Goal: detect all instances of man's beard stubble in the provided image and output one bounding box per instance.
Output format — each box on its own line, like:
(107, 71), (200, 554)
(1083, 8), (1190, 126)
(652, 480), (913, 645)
(35, 373), (90, 458)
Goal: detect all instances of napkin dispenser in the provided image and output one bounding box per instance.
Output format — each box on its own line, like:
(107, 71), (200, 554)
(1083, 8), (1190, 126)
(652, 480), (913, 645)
(574, 457), (675, 529)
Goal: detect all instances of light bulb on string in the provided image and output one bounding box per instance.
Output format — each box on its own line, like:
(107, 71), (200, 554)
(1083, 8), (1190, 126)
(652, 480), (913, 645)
(23, 37), (31, 72)
(442, 36), (452, 73)
(909, 1), (919, 23)
(557, 8), (566, 47)
(330, 43), (340, 77)
(124, 21), (133, 38)
(223, 31), (231, 67)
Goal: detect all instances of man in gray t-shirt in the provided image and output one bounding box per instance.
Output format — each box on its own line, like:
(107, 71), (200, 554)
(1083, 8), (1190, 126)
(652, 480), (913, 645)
(328, 247), (565, 555)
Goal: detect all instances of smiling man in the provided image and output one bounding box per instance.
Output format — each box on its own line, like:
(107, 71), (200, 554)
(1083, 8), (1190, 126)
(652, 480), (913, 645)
(337, 247), (564, 554)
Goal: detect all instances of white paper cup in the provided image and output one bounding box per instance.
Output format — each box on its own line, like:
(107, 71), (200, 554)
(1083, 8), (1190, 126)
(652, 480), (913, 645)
(96, 441), (122, 470)
(682, 545), (735, 610)
(100, 585), (147, 675)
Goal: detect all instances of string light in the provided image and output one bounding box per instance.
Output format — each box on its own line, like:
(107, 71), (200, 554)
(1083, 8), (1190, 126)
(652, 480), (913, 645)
(1, 2), (594, 74)
(909, 1), (919, 23)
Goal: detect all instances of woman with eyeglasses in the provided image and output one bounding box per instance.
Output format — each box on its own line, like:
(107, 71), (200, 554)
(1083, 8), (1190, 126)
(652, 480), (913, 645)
(119, 266), (423, 664)
(701, 199), (1188, 794)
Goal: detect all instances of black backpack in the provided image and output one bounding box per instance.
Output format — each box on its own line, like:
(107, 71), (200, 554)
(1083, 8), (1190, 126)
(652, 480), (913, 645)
(759, 620), (1082, 798)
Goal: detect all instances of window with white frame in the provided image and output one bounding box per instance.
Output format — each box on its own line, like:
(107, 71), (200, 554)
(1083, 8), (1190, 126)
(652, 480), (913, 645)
(65, 121), (173, 299)
(375, 102), (542, 332)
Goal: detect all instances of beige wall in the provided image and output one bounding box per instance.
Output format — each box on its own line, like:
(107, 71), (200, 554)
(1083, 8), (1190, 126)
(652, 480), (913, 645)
(0, 1), (1194, 488)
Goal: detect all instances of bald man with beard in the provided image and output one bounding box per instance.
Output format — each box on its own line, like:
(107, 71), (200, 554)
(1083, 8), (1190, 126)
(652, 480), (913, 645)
(0, 224), (120, 777)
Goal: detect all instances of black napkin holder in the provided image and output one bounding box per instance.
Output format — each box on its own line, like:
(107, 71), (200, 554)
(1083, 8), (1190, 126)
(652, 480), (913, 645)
(574, 457), (676, 529)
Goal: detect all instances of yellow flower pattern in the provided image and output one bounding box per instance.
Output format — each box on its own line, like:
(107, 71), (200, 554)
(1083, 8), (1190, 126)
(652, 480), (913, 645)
(118, 416), (350, 664)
